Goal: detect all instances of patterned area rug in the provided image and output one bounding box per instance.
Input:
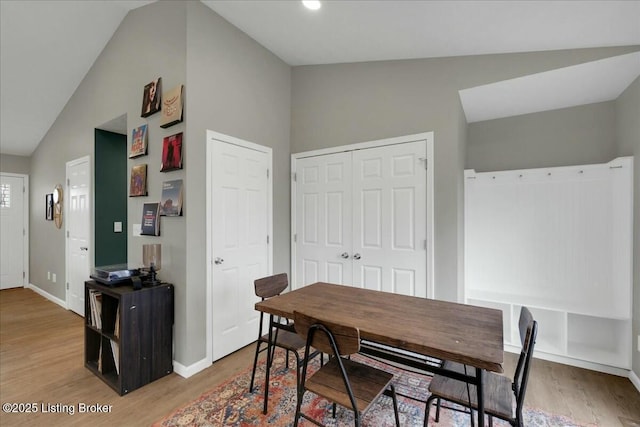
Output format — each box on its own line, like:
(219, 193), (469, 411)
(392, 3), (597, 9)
(153, 349), (593, 427)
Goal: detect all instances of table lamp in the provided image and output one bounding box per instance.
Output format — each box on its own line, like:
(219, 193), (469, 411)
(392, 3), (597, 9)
(143, 243), (161, 285)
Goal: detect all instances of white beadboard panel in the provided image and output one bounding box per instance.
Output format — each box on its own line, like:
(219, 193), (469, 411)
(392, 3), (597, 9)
(465, 156), (633, 371)
(465, 157), (632, 319)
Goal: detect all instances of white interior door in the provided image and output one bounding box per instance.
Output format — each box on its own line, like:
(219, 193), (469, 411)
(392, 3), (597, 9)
(210, 135), (271, 361)
(293, 138), (428, 297)
(0, 174), (26, 289)
(294, 152), (352, 288)
(66, 157), (91, 315)
(352, 141), (427, 296)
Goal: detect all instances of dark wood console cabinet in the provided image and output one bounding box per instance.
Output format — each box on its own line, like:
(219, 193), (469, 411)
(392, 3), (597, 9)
(84, 280), (174, 395)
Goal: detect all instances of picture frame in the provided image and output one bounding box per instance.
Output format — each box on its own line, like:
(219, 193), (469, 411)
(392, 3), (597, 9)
(141, 202), (161, 236)
(129, 164), (148, 197)
(141, 77), (162, 118)
(160, 179), (183, 216)
(160, 132), (183, 172)
(160, 84), (184, 128)
(129, 124), (148, 158)
(45, 193), (53, 220)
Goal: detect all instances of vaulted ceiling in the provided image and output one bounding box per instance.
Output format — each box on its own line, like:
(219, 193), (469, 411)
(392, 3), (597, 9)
(1, 0), (639, 156)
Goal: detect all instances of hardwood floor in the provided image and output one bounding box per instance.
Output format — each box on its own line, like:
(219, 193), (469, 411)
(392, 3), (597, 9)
(1, 287), (639, 426)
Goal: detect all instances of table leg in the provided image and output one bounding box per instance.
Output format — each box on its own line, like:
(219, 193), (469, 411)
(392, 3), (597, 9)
(476, 367), (484, 427)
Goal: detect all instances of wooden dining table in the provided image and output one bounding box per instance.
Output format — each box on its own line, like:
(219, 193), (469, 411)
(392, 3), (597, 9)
(255, 282), (504, 427)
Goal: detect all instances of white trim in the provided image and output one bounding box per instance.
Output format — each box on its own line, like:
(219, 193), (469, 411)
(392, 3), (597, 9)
(205, 130), (273, 363)
(291, 131), (435, 298)
(172, 357), (211, 379)
(26, 283), (67, 309)
(292, 132), (433, 159)
(629, 370), (640, 394)
(65, 155), (91, 314)
(0, 172), (29, 287)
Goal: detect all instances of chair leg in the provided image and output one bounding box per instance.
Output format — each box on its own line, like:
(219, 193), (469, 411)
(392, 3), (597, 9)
(249, 340), (263, 393)
(293, 389), (305, 427)
(424, 394), (437, 427)
(390, 384), (400, 427)
(435, 397), (441, 422)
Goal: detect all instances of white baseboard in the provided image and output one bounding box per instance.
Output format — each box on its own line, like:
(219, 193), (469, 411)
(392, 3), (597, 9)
(26, 283), (67, 309)
(630, 370), (640, 393)
(173, 357), (211, 378)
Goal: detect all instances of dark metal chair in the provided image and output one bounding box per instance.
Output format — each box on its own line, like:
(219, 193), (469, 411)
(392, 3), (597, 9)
(293, 310), (400, 427)
(425, 306), (538, 427)
(249, 273), (318, 414)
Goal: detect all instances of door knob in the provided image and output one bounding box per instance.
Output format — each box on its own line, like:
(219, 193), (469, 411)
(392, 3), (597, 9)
(214, 257), (224, 265)
(341, 252), (350, 259)
(80, 247), (88, 251)
(353, 253), (361, 260)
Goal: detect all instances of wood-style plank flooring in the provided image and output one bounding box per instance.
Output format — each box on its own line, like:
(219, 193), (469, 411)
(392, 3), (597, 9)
(1, 288), (639, 426)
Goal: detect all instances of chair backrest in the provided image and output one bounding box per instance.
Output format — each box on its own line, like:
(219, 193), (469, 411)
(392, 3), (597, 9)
(293, 310), (360, 356)
(513, 307), (538, 411)
(254, 273), (288, 299)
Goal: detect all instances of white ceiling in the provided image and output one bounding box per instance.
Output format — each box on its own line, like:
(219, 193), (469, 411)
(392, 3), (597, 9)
(1, 1), (639, 156)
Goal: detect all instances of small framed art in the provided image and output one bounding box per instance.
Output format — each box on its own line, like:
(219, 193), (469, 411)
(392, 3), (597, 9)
(129, 124), (148, 158)
(160, 84), (184, 128)
(141, 77), (162, 118)
(129, 164), (148, 197)
(45, 193), (53, 220)
(160, 179), (183, 216)
(160, 132), (183, 172)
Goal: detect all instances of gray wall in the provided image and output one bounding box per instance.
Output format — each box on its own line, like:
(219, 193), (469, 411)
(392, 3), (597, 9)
(615, 76), (640, 377)
(27, 0), (290, 367)
(29, 1), (187, 300)
(182, 1), (291, 365)
(467, 101), (617, 171)
(0, 154), (30, 174)
(291, 47), (638, 302)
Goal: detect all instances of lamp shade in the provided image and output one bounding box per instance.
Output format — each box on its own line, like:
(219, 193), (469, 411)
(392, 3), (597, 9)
(143, 244), (161, 271)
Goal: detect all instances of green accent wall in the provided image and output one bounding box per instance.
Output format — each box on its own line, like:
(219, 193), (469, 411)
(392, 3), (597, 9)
(95, 129), (127, 266)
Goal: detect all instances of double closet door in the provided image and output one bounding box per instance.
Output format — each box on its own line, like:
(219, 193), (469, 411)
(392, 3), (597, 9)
(293, 140), (428, 297)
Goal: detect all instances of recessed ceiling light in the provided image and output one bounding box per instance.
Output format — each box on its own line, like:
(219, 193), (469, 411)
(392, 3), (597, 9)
(302, 1), (321, 11)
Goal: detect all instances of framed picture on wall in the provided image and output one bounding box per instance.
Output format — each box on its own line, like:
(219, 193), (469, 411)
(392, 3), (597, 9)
(160, 132), (183, 172)
(160, 84), (183, 128)
(141, 77), (162, 118)
(129, 164), (148, 197)
(129, 124), (148, 158)
(45, 193), (53, 220)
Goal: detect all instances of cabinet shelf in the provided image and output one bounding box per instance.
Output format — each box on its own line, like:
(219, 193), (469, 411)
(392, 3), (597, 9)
(84, 281), (174, 395)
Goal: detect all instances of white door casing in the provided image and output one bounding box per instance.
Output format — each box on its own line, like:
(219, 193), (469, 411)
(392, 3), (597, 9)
(0, 174), (28, 290)
(292, 132), (434, 298)
(66, 156), (91, 316)
(207, 131), (272, 362)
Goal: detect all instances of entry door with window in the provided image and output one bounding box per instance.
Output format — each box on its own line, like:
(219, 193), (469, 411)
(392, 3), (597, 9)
(0, 174), (27, 290)
(294, 139), (428, 297)
(209, 132), (272, 361)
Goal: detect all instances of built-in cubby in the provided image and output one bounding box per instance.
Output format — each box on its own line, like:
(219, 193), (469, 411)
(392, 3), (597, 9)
(567, 314), (631, 368)
(464, 157), (633, 373)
